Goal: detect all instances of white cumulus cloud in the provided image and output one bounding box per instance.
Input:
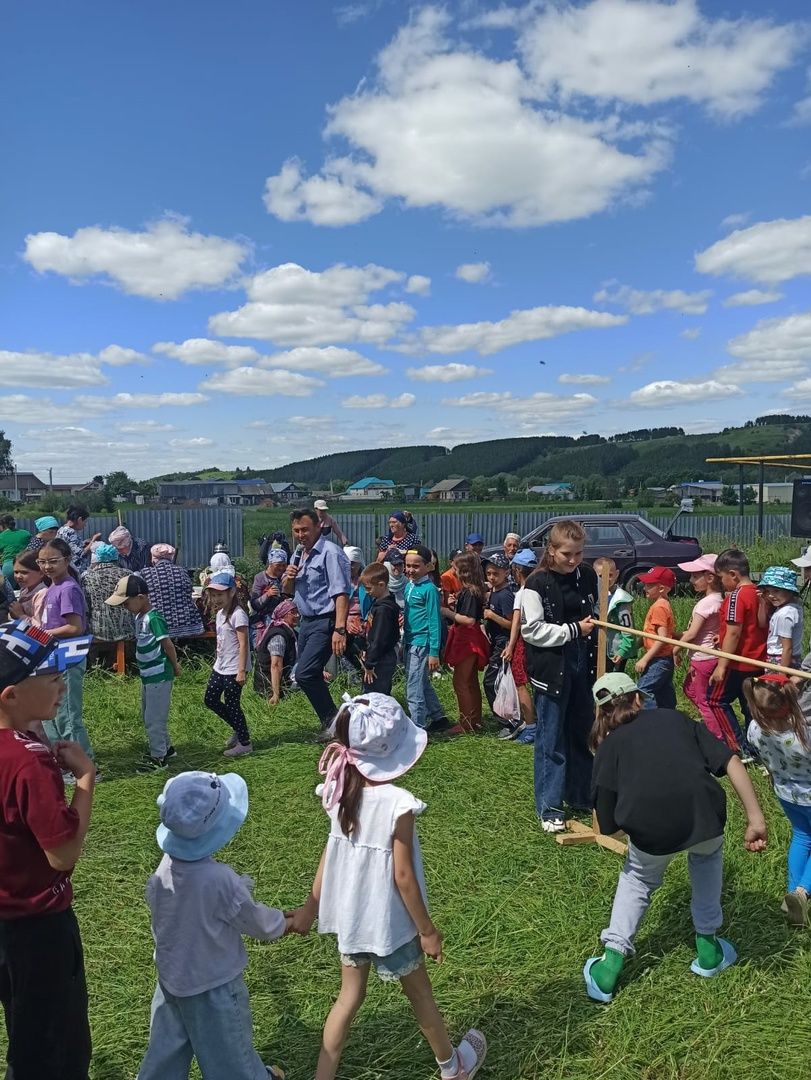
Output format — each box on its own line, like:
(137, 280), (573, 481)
(727, 312), (811, 365)
(153, 339), (261, 366)
(119, 420), (177, 433)
(680, 328), (701, 340)
(0, 345), (149, 389)
(695, 215), (811, 284)
(24, 218), (247, 300)
(209, 261), (415, 345)
(406, 363), (492, 382)
(342, 393), (416, 409)
(96, 345), (150, 366)
(169, 437), (215, 448)
(263, 8), (670, 229)
(723, 289), (783, 307)
(406, 275), (431, 295)
(629, 379), (742, 407)
(444, 389), (598, 424)
(456, 262), (492, 284)
(408, 305), (626, 356)
(261, 346), (386, 377)
(783, 378), (811, 400)
(518, 0), (801, 119)
(594, 282), (711, 315)
(75, 392), (209, 412)
(203, 367), (323, 396)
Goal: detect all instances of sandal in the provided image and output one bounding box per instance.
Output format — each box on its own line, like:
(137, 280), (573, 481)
(454, 1029), (487, 1079)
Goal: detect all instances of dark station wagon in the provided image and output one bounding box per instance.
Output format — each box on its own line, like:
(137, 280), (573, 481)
(483, 514), (702, 590)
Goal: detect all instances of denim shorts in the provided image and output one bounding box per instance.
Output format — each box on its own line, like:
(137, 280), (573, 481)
(341, 936), (422, 982)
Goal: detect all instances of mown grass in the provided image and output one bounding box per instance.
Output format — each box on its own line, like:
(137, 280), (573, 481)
(10, 639), (808, 1080)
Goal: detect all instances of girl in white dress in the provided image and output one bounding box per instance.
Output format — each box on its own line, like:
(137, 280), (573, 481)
(290, 692), (486, 1080)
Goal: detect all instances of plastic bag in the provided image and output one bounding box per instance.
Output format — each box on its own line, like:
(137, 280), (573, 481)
(493, 662), (521, 723)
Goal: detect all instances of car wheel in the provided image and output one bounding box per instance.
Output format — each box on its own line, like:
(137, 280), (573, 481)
(622, 569), (649, 594)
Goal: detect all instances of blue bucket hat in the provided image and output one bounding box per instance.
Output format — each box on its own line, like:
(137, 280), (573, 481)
(758, 566), (800, 594)
(156, 771), (248, 860)
(511, 548), (538, 568)
(35, 516), (60, 532)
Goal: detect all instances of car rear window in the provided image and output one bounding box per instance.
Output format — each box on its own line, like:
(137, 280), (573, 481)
(584, 525), (626, 544)
(624, 523), (652, 543)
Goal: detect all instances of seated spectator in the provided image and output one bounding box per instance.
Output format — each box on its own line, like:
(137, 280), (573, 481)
(109, 525), (150, 571)
(254, 599), (299, 702)
(259, 530), (292, 564)
(82, 542), (134, 664)
(0, 514), (31, 579)
(376, 511), (419, 562)
(141, 543), (205, 639)
(250, 550), (287, 623)
(57, 505), (100, 571)
(199, 550), (234, 586)
(25, 515), (60, 555)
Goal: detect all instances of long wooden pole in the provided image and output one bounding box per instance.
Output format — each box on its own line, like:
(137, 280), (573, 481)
(596, 562), (610, 679)
(592, 618), (811, 681)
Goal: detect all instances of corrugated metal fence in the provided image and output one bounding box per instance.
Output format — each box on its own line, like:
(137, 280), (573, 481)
(328, 510), (801, 563)
(13, 508), (243, 568)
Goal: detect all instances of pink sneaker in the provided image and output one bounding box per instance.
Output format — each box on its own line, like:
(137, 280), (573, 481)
(223, 741), (253, 758)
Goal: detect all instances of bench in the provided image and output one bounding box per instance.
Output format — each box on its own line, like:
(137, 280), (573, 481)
(114, 631), (217, 675)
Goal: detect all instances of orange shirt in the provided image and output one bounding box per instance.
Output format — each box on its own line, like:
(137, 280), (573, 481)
(643, 597), (674, 656)
(440, 569), (461, 600)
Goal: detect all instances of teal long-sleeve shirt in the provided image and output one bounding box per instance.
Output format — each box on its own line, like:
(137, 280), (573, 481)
(403, 576), (441, 656)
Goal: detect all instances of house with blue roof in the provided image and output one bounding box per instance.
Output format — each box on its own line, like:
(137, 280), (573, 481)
(341, 476), (396, 500)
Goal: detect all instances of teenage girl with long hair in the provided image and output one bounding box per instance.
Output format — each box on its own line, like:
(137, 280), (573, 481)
(10, 548), (48, 625)
(204, 571), (253, 757)
(290, 692), (487, 1079)
(441, 553), (490, 735)
(744, 674), (811, 926)
(520, 521), (596, 832)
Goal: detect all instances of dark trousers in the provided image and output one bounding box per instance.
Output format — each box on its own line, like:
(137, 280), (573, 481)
(365, 650), (398, 696)
(297, 615), (337, 726)
(0, 907), (91, 1080)
(204, 672), (250, 745)
(483, 644), (507, 713)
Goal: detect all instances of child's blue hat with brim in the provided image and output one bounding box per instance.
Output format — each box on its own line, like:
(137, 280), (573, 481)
(758, 566), (800, 594)
(156, 771), (248, 860)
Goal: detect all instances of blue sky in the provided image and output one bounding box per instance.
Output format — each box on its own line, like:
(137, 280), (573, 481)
(2, 0), (810, 481)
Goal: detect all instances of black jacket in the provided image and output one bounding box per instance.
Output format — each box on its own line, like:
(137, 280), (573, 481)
(522, 564), (598, 698)
(364, 594), (401, 667)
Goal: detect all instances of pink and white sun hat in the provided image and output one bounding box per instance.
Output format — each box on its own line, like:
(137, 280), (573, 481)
(319, 692), (427, 810)
(678, 554), (718, 574)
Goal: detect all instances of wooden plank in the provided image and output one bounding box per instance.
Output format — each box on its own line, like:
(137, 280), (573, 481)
(596, 560), (610, 680)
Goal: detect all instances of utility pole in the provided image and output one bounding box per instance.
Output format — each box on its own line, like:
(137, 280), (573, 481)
(48, 467), (53, 492)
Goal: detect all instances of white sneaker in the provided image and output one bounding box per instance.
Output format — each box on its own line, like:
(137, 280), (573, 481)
(541, 818), (566, 834)
(224, 733), (239, 751)
(223, 741), (253, 758)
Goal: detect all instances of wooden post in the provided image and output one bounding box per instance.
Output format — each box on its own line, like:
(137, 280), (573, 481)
(596, 560), (610, 680)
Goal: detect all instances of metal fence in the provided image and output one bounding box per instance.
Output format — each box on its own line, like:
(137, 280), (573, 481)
(649, 513), (797, 545)
(12, 508), (243, 568)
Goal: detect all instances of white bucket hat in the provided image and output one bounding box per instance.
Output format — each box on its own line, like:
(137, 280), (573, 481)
(343, 545), (365, 566)
(319, 693), (427, 810)
(156, 771), (248, 860)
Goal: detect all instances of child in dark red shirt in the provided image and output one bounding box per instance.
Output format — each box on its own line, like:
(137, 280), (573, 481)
(707, 548), (768, 758)
(0, 618), (94, 1079)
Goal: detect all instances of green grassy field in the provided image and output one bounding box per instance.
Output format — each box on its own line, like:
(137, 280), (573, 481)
(24, 623), (811, 1080)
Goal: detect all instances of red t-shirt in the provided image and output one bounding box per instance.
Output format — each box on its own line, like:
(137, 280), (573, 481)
(0, 729), (79, 919)
(720, 583), (768, 672)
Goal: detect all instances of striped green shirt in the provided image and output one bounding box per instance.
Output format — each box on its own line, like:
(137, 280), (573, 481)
(135, 609), (173, 684)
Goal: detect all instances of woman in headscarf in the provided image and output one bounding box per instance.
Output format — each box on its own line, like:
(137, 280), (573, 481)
(253, 599), (299, 703)
(108, 525), (151, 571)
(82, 542), (134, 661)
(140, 544), (205, 639)
(375, 511), (420, 562)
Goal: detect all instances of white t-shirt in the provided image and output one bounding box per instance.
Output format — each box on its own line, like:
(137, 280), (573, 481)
(214, 607), (251, 675)
(318, 783), (427, 956)
(766, 602), (803, 666)
(146, 854), (286, 997)
(691, 592), (723, 662)
(513, 586), (524, 612)
(747, 720), (811, 806)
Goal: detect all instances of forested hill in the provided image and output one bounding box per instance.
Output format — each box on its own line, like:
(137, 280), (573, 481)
(152, 416), (811, 488)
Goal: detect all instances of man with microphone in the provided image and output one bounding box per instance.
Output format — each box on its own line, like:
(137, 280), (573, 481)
(283, 508), (351, 736)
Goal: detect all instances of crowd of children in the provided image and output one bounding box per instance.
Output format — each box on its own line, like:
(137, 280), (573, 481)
(4, 518), (811, 1078)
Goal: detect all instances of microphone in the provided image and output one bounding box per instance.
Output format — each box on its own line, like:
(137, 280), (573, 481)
(291, 543), (304, 569)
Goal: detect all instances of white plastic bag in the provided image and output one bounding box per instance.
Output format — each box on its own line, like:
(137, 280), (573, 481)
(493, 662), (521, 724)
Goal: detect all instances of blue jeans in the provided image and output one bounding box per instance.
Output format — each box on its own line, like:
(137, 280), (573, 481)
(404, 644), (444, 729)
(138, 974), (269, 1080)
(533, 640), (594, 821)
(43, 661), (94, 760)
(296, 615), (336, 726)
(637, 656), (676, 710)
(778, 799), (811, 893)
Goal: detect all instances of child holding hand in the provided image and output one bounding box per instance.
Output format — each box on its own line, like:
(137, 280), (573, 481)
(583, 672), (767, 1004)
(290, 693), (486, 1080)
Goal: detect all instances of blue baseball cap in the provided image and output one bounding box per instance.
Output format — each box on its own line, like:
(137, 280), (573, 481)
(207, 572), (236, 591)
(466, 532), (485, 545)
(511, 548), (538, 568)
(0, 619), (92, 691)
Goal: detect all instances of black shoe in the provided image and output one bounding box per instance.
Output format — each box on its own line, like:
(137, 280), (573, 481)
(497, 721), (526, 741)
(427, 717), (452, 734)
(165, 745), (177, 759)
(136, 755), (170, 774)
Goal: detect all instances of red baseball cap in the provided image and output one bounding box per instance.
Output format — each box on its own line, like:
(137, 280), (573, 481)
(638, 566), (676, 588)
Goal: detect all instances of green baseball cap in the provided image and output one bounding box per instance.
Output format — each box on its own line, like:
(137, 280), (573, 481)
(592, 672), (642, 706)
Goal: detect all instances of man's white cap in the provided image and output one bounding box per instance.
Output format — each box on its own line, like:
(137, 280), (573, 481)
(792, 546), (811, 569)
(314, 499), (329, 511)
